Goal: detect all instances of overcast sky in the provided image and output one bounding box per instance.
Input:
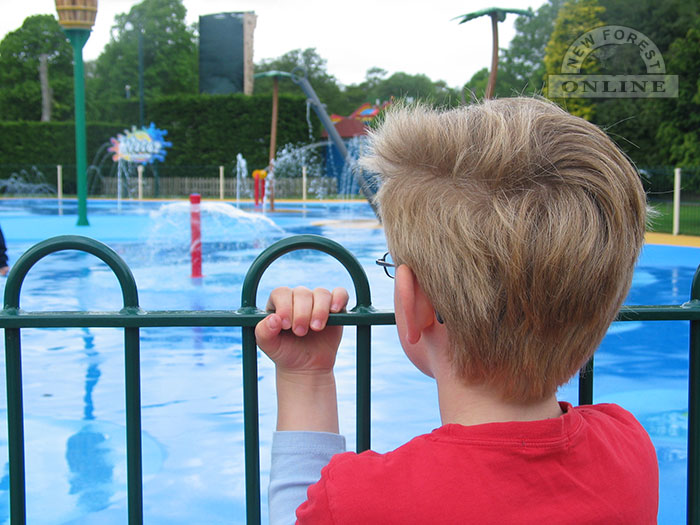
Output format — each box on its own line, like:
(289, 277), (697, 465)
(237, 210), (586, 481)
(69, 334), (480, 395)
(1, 0), (543, 89)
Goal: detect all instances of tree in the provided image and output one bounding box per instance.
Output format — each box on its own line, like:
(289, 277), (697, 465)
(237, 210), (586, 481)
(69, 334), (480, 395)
(347, 68), (461, 111)
(342, 67), (389, 112)
(463, 68), (490, 100)
(544, 0), (606, 120)
(454, 8), (533, 99)
(370, 72), (450, 104)
(589, 0), (700, 166)
(88, 0), (198, 120)
(461, 1), (564, 100)
(656, 17), (700, 167)
(0, 15), (74, 121)
(500, 0), (565, 95)
(254, 48), (345, 113)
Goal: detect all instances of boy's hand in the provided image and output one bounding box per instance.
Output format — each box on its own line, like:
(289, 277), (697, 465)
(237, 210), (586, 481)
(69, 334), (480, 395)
(255, 286), (349, 433)
(255, 286), (349, 375)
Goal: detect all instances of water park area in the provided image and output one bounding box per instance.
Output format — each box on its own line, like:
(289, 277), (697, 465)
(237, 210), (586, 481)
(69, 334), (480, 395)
(3, 0), (700, 524)
(0, 196), (693, 524)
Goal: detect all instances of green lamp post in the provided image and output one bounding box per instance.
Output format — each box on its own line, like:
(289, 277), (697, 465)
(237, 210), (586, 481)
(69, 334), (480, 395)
(55, 0), (98, 226)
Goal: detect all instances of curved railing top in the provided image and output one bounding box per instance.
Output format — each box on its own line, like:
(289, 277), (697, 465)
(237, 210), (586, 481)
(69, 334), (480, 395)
(3, 235), (139, 310)
(240, 234), (372, 311)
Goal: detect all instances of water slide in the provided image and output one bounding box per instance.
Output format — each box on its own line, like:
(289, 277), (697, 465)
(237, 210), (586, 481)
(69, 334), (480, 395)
(256, 69), (380, 217)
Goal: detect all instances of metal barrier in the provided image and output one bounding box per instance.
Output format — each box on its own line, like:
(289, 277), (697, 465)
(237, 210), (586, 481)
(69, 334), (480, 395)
(0, 234), (698, 524)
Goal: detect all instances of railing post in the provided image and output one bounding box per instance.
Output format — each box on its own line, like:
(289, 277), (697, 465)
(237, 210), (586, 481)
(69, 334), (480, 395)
(4, 326), (26, 524)
(240, 234), (374, 525)
(3, 236), (144, 524)
(356, 324), (371, 451)
(241, 324), (261, 525)
(688, 265), (700, 525)
(578, 356), (594, 405)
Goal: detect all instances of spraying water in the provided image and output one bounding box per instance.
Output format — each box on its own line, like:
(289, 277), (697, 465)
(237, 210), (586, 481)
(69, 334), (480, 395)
(116, 159), (136, 212)
(0, 167), (56, 195)
(143, 201), (285, 267)
(235, 153), (248, 208)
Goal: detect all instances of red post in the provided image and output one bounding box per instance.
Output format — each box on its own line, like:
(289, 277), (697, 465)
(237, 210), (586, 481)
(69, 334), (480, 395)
(190, 193), (203, 278)
(253, 169), (267, 206)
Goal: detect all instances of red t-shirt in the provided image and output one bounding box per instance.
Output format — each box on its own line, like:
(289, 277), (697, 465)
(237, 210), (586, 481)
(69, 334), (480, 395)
(296, 402), (658, 524)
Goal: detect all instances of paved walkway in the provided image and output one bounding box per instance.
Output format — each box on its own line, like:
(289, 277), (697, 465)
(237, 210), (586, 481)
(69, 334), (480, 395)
(645, 232), (700, 248)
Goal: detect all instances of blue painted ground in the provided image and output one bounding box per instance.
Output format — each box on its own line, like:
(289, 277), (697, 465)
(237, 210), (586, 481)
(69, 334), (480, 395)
(0, 198), (693, 524)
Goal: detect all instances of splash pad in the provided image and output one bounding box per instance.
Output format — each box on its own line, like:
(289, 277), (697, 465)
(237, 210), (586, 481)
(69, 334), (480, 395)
(0, 198), (693, 524)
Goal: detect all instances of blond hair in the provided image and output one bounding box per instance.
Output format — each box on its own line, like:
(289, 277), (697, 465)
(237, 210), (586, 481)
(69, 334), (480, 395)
(362, 98), (647, 402)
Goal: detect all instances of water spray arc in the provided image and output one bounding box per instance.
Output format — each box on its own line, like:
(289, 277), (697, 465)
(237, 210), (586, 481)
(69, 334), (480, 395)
(254, 69), (380, 217)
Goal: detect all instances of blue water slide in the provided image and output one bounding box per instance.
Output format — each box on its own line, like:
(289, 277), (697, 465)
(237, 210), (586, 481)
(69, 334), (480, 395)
(254, 69), (380, 217)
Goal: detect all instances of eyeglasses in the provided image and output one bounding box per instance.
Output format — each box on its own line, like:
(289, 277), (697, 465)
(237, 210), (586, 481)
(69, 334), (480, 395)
(375, 251), (444, 324)
(376, 252), (396, 279)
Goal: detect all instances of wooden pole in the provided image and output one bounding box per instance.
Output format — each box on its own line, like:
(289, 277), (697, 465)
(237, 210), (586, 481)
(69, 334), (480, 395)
(57, 165), (63, 200)
(302, 165), (307, 201)
(137, 164), (143, 200)
(219, 165), (225, 200)
(57, 165), (63, 216)
(268, 77), (278, 211)
(485, 13), (499, 99)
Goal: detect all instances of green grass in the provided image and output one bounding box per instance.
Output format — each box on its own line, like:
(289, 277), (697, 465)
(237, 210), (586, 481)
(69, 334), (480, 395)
(648, 201), (700, 236)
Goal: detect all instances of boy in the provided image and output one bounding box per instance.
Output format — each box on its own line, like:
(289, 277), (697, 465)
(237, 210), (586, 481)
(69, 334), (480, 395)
(255, 98), (659, 524)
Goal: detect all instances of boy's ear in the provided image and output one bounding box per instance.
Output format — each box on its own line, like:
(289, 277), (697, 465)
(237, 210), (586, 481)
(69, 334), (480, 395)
(395, 265), (436, 344)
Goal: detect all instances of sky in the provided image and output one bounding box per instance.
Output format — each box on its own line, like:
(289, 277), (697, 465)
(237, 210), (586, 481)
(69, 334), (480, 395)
(0, 0), (544, 89)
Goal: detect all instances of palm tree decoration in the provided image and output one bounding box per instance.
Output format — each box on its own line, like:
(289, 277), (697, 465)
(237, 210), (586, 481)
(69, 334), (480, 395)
(454, 7), (533, 99)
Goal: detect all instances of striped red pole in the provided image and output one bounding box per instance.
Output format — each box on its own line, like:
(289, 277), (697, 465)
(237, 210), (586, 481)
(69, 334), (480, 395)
(190, 193), (203, 278)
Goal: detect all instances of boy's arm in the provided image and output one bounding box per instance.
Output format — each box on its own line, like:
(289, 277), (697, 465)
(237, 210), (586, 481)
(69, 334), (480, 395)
(256, 286), (349, 524)
(269, 431), (345, 525)
(255, 286), (349, 432)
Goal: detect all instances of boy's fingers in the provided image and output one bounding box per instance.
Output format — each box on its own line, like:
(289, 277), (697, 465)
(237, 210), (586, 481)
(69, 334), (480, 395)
(265, 286), (346, 336)
(292, 286), (313, 336)
(330, 287), (350, 313)
(267, 287), (293, 330)
(255, 313), (283, 351)
(310, 288), (332, 331)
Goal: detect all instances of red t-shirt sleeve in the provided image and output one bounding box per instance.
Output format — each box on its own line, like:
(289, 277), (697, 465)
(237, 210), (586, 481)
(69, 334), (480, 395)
(295, 460), (335, 523)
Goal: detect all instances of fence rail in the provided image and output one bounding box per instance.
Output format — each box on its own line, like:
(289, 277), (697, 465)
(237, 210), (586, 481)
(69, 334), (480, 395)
(0, 234), (699, 524)
(97, 175), (339, 199)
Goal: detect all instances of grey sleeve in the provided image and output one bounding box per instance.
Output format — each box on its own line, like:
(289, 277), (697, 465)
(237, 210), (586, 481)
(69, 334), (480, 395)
(268, 431), (347, 525)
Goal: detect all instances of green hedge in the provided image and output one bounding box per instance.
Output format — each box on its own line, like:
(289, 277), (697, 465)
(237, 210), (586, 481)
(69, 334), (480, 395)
(0, 93), (318, 191)
(89, 93), (316, 169)
(0, 123), (125, 192)
(147, 93), (315, 169)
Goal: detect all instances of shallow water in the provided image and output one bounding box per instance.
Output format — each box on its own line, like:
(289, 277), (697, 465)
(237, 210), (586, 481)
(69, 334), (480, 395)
(0, 198), (694, 524)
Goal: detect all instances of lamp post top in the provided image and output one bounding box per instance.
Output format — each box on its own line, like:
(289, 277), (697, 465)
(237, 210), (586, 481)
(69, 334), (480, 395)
(55, 0), (98, 31)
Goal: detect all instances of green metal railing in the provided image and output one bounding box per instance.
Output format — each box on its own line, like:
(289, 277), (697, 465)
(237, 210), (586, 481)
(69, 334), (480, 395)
(0, 234), (698, 524)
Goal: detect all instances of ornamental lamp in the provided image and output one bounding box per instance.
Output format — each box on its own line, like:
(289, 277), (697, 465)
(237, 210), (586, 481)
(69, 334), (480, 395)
(55, 0), (98, 31)
(55, 0), (98, 226)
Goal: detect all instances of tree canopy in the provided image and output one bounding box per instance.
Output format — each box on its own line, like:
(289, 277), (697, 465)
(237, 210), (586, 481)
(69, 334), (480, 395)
(87, 0), (198, 118)
(656, 16), (700, 167)
(0, 14), (74, 121)
(544, 0), (606, 121)
(2, 0), (700, 167)
(253, 48), (345, 112)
